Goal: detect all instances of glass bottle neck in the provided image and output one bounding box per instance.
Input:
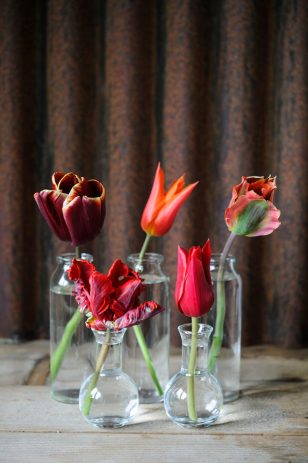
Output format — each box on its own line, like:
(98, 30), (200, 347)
(93, 329), (126, 373)
(99, 342), (123, 372)
(179, 323), (212, 374)
(181, 342), (209, 374)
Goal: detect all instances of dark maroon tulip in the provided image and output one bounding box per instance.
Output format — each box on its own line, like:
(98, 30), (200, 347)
(34, 172), (106, 246)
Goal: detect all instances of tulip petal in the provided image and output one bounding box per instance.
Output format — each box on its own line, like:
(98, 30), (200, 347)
(246, 203), (281, 237)
(141, 163), (165, 234)
(150, 181), (199, 236)
(164, 175), (185, 202)
(89, 272), (114, 318)
(115, 279), (143, 309)
(34, 190), (71, 242)
(174, 245), (188, 305)
(52, 172), (81, 193)
(114, 301), (164, 330)
(201, 239), (212, 285)
(63, 180), (106, 246)
(68, 258), (95, 293)
(107, 259), (130, 287)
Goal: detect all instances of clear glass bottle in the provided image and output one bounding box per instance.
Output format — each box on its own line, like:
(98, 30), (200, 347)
(50, 253), (93, 404)
(124, 253), (170, 403)
(79, 328), (139, 428)
(164, 323), (222, 428)
(204, 254), (242, 402)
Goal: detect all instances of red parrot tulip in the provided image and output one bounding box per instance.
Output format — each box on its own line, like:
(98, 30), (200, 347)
(175, 240), (214, 318)
(34, 172), (106, 246)
(68, 259), (164, 331)
(141, 163), (198, 236)
(224, 176), (281, 237)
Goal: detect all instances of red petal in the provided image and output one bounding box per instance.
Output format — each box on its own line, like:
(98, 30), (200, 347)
(141, 163), (165, 234)
(115, 279), (143, 310)
(68, 259), (95, 292)
(201, 239), (212, 286)
(107, 259), (130, 287)
(174, 245), (188, 309)
(149, 181), (198, 236)
(89, 272), (114, 318)
(114, 301), (164, 329)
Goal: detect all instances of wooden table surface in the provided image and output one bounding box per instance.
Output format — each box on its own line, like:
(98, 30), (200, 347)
(0, 341), (307, 463)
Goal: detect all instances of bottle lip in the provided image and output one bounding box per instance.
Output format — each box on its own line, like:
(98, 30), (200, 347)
(127, 252), (164, 264)
(178, 323), (213, 337)
(56, 253), (93, 264)
(211, 253), (236, 263)
(92, 327), (127, 344)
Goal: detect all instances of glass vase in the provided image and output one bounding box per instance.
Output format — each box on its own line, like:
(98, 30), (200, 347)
(204, 254), (242, 402)
(164, 323), (223, 428)
(79, 328), (139, 428)
(50, 252), (93, 404)
(124, 253), (170, 403)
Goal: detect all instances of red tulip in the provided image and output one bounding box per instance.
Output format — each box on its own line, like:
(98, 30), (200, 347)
(141, 163), (198, 236)
(224, 176), (281, 237)
(175, 240), (214, 318)
(68, 259), (164, 330)
(34, 172), (106, 246)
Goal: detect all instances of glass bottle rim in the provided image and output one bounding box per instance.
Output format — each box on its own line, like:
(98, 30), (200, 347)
(56, 252), (93, 264)
(211, 253), (236, 263)
(92, 327), (127, 345)
(178, 323), (213, 337)
(128, 252), (164, 264)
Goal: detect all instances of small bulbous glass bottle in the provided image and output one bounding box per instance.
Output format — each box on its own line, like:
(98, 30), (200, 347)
(164, 323), (223, 428)
(79, 328), (139, 428)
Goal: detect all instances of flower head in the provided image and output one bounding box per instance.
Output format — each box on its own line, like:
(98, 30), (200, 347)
(68, 259), (164, 330)
(34, 172), (106, 246)
(224, 176), (281, 237)
(175, 240), (214, 318)
(141, 163), (198, 236)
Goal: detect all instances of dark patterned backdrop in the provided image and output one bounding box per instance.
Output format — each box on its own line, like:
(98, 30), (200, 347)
(0, 0), (307, 346)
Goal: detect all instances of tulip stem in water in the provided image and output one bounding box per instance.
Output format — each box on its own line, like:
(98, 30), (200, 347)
(208, 232), (236, 373)
(82, 329), (111, 417)
(133, 233), (164, 396)
(133, 324), (164, 396)
(187, 317), (198, 421)
(50, 308), (83, 382)
(75, 246), (80, 259)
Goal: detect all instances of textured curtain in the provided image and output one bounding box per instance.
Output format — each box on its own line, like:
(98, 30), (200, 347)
(1, 0), (307, 347)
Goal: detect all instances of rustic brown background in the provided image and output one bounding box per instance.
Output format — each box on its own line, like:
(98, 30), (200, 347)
(0, 0), (307, 347)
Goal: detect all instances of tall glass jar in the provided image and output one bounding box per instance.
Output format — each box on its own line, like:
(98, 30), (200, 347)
(79, 328), (139, 428)
(203, 254), (242, 402)
(164, 323), (223, 428)
(50, 253), (93, 404)
(124, 253), (170, 403)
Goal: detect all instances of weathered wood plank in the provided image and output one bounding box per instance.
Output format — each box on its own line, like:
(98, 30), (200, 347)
(0, 385), (307, 436)
(1, 433), (307, 463)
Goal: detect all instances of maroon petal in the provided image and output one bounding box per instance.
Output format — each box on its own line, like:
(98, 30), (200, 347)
(63, 180), (106, 246)
(114, 301), (164, 329)
(34, 190), (71, 242)
(68, 259), (95, 293)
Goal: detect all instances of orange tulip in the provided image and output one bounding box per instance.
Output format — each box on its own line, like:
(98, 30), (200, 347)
(141, 163), (198, 236)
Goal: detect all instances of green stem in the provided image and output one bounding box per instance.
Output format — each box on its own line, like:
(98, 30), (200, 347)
(133, 324), (164, 396)
(50, 308), (83, 381)
(138, 233), (152, 262)
(75, 246), (80, 259)
(132, 232), (164, 396)
(208, 232), (237, 373)
(81, 329), (111, 417)
(187, 317), (198, 421)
